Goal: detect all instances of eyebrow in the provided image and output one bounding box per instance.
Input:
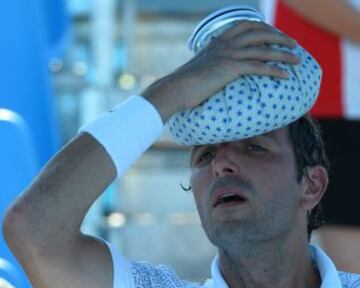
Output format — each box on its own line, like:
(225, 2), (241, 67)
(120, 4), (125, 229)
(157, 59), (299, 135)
(189, 129), (287, 164)
(258, 131), (281, 144)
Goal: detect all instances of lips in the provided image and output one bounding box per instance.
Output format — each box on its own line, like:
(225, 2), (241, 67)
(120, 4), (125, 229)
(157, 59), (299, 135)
(212, 187), (247, 207)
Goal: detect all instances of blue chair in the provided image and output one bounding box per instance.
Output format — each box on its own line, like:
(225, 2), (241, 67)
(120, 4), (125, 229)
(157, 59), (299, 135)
(0, 258), (20, 288)
(0, 1), (62, 169)
(0, 109), (38, 287)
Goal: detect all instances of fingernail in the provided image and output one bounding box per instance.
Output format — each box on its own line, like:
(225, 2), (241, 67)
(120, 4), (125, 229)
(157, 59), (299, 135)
(294, 55), (301, 63)
(282, 70), (289, 78)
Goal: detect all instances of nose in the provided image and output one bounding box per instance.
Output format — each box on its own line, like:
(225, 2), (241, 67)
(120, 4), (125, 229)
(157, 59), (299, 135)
(211, 144), (238, 177)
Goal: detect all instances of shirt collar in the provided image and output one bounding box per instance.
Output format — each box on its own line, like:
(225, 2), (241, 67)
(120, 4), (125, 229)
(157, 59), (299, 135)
(206, 244), (342, 288)
(309, 244), (342, 288)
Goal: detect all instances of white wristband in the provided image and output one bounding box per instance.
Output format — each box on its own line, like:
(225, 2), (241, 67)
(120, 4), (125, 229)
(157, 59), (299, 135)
(79, 95), (164, 176)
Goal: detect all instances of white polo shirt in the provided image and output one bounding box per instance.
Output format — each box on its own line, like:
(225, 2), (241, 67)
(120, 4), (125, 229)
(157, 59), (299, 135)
(102, 240), (360, 288)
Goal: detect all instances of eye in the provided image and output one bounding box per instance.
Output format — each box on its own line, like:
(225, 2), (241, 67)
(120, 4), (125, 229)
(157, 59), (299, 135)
(247, 143), (267, 153)
(196, 150), (215, 164)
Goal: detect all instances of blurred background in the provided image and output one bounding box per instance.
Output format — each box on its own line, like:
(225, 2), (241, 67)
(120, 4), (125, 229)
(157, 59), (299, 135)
(3, 0), (360, 286)
(0, 0), (259, 287)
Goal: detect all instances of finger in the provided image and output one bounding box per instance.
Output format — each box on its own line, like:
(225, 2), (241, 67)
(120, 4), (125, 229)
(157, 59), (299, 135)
(225, 47), (301, 64)
(234, 30), (297, 48)
(220, 20), (272, 39)
(231, 60), (289, 78)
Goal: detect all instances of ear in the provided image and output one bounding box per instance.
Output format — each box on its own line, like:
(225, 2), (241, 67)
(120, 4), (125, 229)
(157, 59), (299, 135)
(300, 165), (328, 211)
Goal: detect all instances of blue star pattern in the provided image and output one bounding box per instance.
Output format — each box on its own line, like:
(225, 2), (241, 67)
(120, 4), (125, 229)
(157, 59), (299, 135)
(168, 44), (322, 145)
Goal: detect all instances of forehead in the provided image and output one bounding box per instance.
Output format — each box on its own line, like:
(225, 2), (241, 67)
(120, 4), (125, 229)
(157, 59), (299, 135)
(190, 126), (291, 156)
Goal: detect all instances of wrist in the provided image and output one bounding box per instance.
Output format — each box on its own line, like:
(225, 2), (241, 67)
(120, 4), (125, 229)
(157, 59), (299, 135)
(79, 95), (164, 176)
(142, 74), (186, 123)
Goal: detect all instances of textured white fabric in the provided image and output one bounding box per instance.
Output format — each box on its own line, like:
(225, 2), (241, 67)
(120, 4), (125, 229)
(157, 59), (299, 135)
(79, 96), (164, 176)
(100, 239), (360, 288)
(168, 6), (322, 146)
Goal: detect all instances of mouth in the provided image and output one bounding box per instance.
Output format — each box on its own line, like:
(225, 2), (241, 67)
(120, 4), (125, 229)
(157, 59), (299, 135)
(213, 189), (247, 208)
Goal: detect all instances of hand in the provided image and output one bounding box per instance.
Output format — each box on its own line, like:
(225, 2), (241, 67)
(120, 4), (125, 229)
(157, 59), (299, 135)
(142, 20), (301, 122)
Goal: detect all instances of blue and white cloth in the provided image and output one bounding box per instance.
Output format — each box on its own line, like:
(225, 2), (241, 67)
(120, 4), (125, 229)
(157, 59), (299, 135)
(168, 6), (322, 146)
(102, 239), (360, 288)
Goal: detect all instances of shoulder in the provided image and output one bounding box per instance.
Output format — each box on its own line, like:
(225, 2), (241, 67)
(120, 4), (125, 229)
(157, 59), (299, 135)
(101, 237), (208, 288)
(338, 271), (360, 287)
(129, 260), (204, 288)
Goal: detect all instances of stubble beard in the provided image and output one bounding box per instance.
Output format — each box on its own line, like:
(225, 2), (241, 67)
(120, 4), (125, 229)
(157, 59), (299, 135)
(204, 212), (268, 252)
(202, 200), (298, 256)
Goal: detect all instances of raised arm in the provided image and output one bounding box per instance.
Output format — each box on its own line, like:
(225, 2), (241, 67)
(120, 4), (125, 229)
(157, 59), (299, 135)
(282, 0), (360, 44)
(2, 133), (117, 287)
(2, 21), (299, 288)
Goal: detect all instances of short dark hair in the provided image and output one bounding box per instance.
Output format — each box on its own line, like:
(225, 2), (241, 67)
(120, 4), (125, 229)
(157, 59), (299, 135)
(288, 115), (330, 241)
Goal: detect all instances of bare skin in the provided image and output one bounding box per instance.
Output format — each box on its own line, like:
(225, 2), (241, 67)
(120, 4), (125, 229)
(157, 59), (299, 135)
(190, 130), (328, 288)
(318, 226), (360, 273)
(282, 0), (360, 273)
(283, 0), (360, 44)
(3, 21), (311, 288)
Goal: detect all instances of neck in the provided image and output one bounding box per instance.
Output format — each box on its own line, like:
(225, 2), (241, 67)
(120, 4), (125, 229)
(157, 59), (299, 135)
(218, 237), (320, 288)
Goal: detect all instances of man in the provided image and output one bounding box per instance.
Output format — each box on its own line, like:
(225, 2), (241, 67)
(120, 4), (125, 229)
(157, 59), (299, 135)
(2, 16), (360, 288)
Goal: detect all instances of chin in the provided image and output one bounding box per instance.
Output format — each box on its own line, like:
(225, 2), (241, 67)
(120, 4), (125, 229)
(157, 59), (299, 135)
(204, 220), (247, 247)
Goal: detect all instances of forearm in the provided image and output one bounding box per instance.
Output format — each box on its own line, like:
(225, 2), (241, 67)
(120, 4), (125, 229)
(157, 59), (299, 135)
(283, 0), (360, 44)
(3, 133), (116, 252)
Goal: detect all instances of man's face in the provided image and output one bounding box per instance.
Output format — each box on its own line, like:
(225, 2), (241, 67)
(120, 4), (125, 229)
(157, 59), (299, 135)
(190, 127), (305, 247)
